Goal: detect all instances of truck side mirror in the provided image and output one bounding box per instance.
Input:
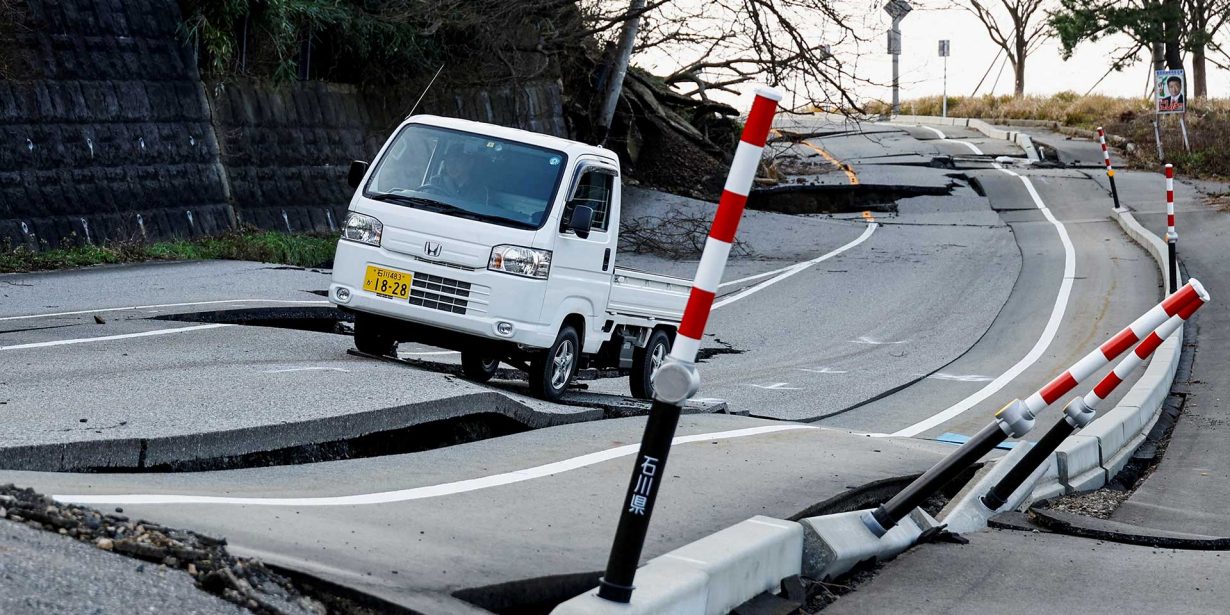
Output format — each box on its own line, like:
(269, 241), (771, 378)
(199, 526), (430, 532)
(348, 160), (369, 188)
(568, 204), (594, 239)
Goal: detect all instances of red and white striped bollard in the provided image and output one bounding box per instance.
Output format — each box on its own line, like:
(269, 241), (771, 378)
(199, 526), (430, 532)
(1165, 163), (1178, 293)
(597, 86), (783, 603)
(1097, 127), (1122, 209)
(866, 279), (1208, 535)
(982, 283), (1208, 509)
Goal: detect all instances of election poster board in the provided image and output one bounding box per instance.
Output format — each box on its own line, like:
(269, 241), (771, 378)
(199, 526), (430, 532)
(1156, 69), (1186, 114)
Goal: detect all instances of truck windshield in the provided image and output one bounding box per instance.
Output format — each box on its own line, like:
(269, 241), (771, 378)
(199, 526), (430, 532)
(364, 123), (567, 230)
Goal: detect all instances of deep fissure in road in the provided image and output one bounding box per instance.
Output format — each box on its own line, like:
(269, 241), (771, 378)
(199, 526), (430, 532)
(85, 412), (532, 473)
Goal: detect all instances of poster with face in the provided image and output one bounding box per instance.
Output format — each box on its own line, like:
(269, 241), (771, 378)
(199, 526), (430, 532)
(1156, 69), (1186, 114)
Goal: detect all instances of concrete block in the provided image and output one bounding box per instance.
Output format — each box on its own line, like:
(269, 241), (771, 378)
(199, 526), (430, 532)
(1082, 407), (1131, 459)
(1067, 465), (1108, 493)
(1055, 434), (1101, 490)
(941, 441), (1055, 534)
(1104, 431), (1148, 481)
(656, 516), (803, 615)
(552, 559), (708, 615)
(800, 508), (938, 580)
(1028, 477), (1066, 504)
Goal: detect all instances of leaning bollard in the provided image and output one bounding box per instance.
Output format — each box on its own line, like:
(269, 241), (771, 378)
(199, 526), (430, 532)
(596, 86), (783, 603)
(981, 282), (1208, 510)
(1165, 164), (1178, 293)
(862, 279), (1208, 537)
(1098, 127), (1121, 210)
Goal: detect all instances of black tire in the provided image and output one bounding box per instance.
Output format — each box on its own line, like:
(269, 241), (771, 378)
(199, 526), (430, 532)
(353, 313), (397, 356)
(461, 349), (500, 383)
(630, 329), (672, 400)
(529, 325), (580, 401)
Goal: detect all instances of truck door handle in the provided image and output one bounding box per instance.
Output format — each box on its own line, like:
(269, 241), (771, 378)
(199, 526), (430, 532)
(602, 248), (611, 271)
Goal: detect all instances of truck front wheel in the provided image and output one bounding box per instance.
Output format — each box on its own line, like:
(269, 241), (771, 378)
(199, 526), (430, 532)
(353, 313), (397, 357)
(461, 350), (501, 383)
(630, 329), (672, 400)
(529, 325), (580, 401)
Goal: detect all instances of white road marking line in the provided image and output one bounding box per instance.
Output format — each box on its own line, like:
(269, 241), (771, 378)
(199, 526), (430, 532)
(746, 383), (802, 390)
(916, 125), (984, 155)
(926, 372), (994, 383)
(52, 424), (818, 507)
(798, 367), (847, 375)
(0, 324), (232, 351)
(262, 367), (350, 374)
(851, 336), (908, 345)
(713, 223), (877, 310)
(0, 299), (332, 322)
(891, 130), (1075, 437)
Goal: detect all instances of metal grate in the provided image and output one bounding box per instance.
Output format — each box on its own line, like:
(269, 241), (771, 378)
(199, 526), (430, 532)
(409, 273), (471, 314)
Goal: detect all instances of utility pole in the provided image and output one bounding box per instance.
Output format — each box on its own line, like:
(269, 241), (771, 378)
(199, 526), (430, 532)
(596, 0), (646, 145)
(885, 1), (913, 115)
(939, 39), (950, 118)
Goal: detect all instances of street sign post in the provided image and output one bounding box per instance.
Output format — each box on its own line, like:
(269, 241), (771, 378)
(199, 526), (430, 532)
(885, 1), (912, 115)
(938, 40), (950, 118)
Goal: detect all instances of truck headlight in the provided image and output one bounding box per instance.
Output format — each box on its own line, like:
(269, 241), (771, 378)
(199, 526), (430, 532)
(489, 245), (551, 279)
(341, 212), (382, 246)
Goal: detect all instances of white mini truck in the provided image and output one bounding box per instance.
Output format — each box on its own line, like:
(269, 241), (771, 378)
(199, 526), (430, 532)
(329, 115), (690, 401)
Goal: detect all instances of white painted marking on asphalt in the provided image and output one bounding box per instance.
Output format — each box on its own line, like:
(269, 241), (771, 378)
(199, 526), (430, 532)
(798, 367), (847, 375)
(746, 383), (802, 390)
(0, 324), (232, 351)
(917, 125), (984, 155)
(891, 142), (1076, 437)
(262, 367), (350, 374)
(0, 299), (332, 321)
(53, 424), (818, 507)
(927, 372), (994, 383)
(851, 336), (908, 345)
(712, 223), (877, 310)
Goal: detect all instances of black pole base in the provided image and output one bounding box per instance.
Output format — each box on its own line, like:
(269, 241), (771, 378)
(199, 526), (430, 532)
(597, 577), (634, 603)
(874, 422), (1009, 531)
(982, 415), (1078, 511)
(1108, 174), (1122, 210)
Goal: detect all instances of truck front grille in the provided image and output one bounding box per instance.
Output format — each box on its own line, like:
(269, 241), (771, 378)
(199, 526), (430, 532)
(410, 273), (471, 314)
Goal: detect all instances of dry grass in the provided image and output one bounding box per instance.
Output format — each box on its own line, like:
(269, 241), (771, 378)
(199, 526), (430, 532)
(863, 93), (1230, 179)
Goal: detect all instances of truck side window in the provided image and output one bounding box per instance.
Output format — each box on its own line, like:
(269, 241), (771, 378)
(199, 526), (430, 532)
(562, 171), (613, 234)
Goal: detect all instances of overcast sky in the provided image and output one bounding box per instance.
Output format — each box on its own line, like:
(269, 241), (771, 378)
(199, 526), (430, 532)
(636, 2), (1228, 109)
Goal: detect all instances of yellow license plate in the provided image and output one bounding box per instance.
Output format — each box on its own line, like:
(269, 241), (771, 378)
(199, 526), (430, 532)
(363, 265), (413, 300)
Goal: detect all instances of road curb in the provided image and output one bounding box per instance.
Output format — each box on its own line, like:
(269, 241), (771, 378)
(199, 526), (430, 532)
(1039, 207), (1181, 497)
(898, 116), (1185, 504)
(889, 114), (1040, 161)
(552, 515), (802, 615)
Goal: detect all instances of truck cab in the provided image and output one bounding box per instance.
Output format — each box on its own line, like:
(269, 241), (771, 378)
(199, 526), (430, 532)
(329, 115), (689, 400)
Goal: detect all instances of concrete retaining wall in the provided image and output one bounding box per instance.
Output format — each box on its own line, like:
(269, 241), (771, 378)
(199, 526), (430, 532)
(0, 0), (571, 247)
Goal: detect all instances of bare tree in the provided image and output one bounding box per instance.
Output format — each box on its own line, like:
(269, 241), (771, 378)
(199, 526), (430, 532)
(1188, 0), (1230, 96)
(958, 0), (1053, 97)
(580, 0), (880, 114)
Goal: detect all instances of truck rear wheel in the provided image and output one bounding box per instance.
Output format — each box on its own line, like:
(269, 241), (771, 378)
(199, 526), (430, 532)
(529, 325), (580, 401)
(630, 329), (672, 400)
(461, 350), (501, 383)
(353, 313), (397, 356)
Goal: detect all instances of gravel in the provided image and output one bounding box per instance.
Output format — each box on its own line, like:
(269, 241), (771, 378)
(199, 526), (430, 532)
(0, 485), (325, 615)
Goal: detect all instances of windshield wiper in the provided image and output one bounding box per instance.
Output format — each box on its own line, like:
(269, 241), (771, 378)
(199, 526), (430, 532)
(367, 191), (535, 229)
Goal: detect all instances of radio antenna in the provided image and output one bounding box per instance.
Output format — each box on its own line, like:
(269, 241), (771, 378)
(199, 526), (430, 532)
(406, 64), (445, 120)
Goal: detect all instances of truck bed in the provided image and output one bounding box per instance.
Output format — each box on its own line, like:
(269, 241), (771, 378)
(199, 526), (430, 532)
(608, 266), (690, 324)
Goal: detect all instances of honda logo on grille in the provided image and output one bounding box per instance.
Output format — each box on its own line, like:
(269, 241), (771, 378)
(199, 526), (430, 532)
(424, 241), (442, 257)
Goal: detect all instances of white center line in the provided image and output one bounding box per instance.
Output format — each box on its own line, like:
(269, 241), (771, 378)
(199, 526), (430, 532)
(0, 324), (233, 351)
(53, 424), (818, 507)
(0, 299), (331, 322)
(890, 126), (1075, 437)
(713, 223), (877, 310)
